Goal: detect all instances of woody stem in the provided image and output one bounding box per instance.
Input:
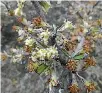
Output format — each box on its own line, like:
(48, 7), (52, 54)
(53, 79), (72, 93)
(75, 72), (86, 83)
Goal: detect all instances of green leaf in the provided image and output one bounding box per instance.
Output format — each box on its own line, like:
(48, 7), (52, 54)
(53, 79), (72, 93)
(36, 64), (48, 74)
(39, 1), (51, 13)
(58, 21), (74, 31)
(91, 27), (99, 32)
(32, 62), (39, 70)
(73, 54), (84, 60)
(61, 48), (69, 57)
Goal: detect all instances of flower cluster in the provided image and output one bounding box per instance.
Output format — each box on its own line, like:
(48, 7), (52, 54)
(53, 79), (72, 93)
(0, 52), (8, 62)
(85, 81), (96, 92)
(10, 48), (24, 63)
(39, 29), (50, 45)
(48, 71), (59, 89)
(58, 20), (75, 31)
(68, 83), (80, 93)
(24, 37), (35, 47)
(31, 46), (58, 61)
(66, 60), (77, 72)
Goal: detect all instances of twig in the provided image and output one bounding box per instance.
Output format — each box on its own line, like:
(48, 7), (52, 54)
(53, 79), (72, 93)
(1, 1), (10, 12)
(31, 1), (46, 22)
(75, 72), (85, 83)
(87, 1), (100, 15)
(68, 1), (83, 20)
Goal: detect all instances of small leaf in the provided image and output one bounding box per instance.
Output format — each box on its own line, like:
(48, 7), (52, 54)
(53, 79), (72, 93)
(91, 27), (99, 32)
(62, 48), (69, 57)
(22, 17), (28, 26)
(12, 79), (17, 85)
(58, 21), (74, 31)
(71, 37), (85, 57)
(0, 52), (8, 62)
(36, 64), (48, 74)
(8, 10), (14, 16)
(33, 62), (39, 70)
(39, 1), (51, 13)
(73, 54), (84, 60)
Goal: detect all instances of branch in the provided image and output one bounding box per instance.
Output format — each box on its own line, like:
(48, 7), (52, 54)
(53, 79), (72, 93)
(87, 1), (100, 15)
(75, 72), (85, 83)
(68, 1), (83, 20)
(31, 1), (46, 22)
(1, 1), (10, 12)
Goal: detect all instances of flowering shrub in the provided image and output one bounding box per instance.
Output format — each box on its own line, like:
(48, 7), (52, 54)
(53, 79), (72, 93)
(1, 1), (102, 93)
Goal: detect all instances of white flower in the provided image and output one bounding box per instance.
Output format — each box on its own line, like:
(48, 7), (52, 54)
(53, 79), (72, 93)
(31, 51), (39, 61)
(18, 29), (25, 36)
(49, 71), (58, 91)
(83, 20), (90, 28)
(65, 21), (75, 29)
(47, 47), (58, 59)
(31, 49), (47, 61)
(83, 28), (88, 33)
(31, 52), (37, 61)
(28, 27), (33, 33)
(14, 8), (23, 16)
(16, 54), (22, 58)
(24, 38), (35, 46)
(89, 16), (92, 20)
(21, 18), (29, 26)
(10, 48), (18, 53)
(31, 46), (58, 61)
(20, 0), (25, 3)
(40, 30), (50, 38)
(16, 0), (25, 4)
(77, 36), (81, 42)
(40, 29), (50, 45)
(37, 49), (47, 60)
(43, 38), (48, 45)
(11, 54), (22, 63)
(58, 20), (75, 31)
